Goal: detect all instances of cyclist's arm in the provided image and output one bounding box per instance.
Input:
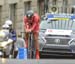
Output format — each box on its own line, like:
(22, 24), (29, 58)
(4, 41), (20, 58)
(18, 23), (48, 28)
(31, 16), (39, 31)
(24, 16), (29, 30)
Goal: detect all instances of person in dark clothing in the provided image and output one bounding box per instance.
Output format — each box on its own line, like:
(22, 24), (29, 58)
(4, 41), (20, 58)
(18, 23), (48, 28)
(5, 20), (17, 58)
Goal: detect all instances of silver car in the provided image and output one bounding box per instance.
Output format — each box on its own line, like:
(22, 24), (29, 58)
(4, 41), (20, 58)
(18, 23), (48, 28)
(39, 14), (75, 58)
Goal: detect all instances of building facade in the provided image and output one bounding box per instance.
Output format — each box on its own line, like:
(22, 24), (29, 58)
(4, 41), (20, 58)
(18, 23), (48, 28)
(38, 0), (73, 15)
(0, 0), (39, 33)
(0, 0), (74, 35)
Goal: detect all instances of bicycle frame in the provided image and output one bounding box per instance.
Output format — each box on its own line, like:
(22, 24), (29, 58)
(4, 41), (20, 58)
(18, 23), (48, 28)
(27, 32), (36, 59)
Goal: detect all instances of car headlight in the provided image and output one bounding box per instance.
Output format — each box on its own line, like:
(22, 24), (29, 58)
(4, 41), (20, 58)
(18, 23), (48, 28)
(39, 32), (46, 44)
(39, 32), (46, 50)
(71, 30), (75, 37)
(68, 39), (75, 51)
(68, 39), (75, 45)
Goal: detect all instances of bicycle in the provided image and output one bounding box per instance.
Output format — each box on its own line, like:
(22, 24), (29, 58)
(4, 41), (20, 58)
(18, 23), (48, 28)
(27, 32), (36, 59)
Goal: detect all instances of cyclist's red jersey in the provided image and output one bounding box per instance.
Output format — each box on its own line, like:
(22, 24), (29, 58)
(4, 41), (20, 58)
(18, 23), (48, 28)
(24, 13), (40, 32)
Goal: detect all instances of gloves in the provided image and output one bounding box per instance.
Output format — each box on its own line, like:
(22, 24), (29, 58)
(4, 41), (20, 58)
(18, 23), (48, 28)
(26, 29), (32, 33)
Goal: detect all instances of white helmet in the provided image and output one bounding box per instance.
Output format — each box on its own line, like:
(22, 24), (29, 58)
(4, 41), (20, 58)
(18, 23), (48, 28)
(2, 24), (10, 29)
(5, 20), (12, 25)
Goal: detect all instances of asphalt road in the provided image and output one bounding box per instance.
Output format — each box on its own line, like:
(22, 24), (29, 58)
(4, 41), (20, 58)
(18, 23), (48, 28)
(0, 59), (75, 64)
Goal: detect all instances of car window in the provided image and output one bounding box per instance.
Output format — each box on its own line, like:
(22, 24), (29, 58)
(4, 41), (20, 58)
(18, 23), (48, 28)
(40, 20), (51, 29)
(40, 19), (75, 30)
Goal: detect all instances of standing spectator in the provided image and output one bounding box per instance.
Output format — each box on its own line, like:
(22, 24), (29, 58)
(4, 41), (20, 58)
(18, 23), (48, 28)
(14, 33), (25, 58)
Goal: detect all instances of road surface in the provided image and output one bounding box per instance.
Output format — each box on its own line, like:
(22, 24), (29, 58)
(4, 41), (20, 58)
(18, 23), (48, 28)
(0, 58), (75, 64)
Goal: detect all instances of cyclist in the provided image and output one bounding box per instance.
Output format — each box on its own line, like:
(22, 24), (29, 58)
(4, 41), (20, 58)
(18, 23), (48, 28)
(24, 10), (40, 59)
(5, 20), (17, 58)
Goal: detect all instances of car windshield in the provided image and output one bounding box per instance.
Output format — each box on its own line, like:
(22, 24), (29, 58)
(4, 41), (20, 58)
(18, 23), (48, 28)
(40, 19), (75, 30)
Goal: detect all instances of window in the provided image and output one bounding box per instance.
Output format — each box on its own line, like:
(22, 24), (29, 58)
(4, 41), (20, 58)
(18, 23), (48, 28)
(44, 0), (49, 13)
(63, 0), (67, 6)
(0, 6), (2, 29)
(52, 0), (57, 5)
(9, 3), (17, 28)
(38, 0), (49, 15)
(40, 19), (75, 30)
(71, 5), (75, 14)
(63, 0), (68, 13)
(38, 0), (44, 15)
(24, 1), (31, 15)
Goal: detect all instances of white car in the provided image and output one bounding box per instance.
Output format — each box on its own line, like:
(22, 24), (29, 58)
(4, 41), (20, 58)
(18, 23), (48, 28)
(39, 14), (75, 58)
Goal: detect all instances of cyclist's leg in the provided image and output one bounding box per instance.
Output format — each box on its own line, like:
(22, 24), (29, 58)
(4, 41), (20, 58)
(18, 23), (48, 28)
(25, 32), (29, 48)
(33, 32), (40, 59)
(25, 32), (31, 58)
